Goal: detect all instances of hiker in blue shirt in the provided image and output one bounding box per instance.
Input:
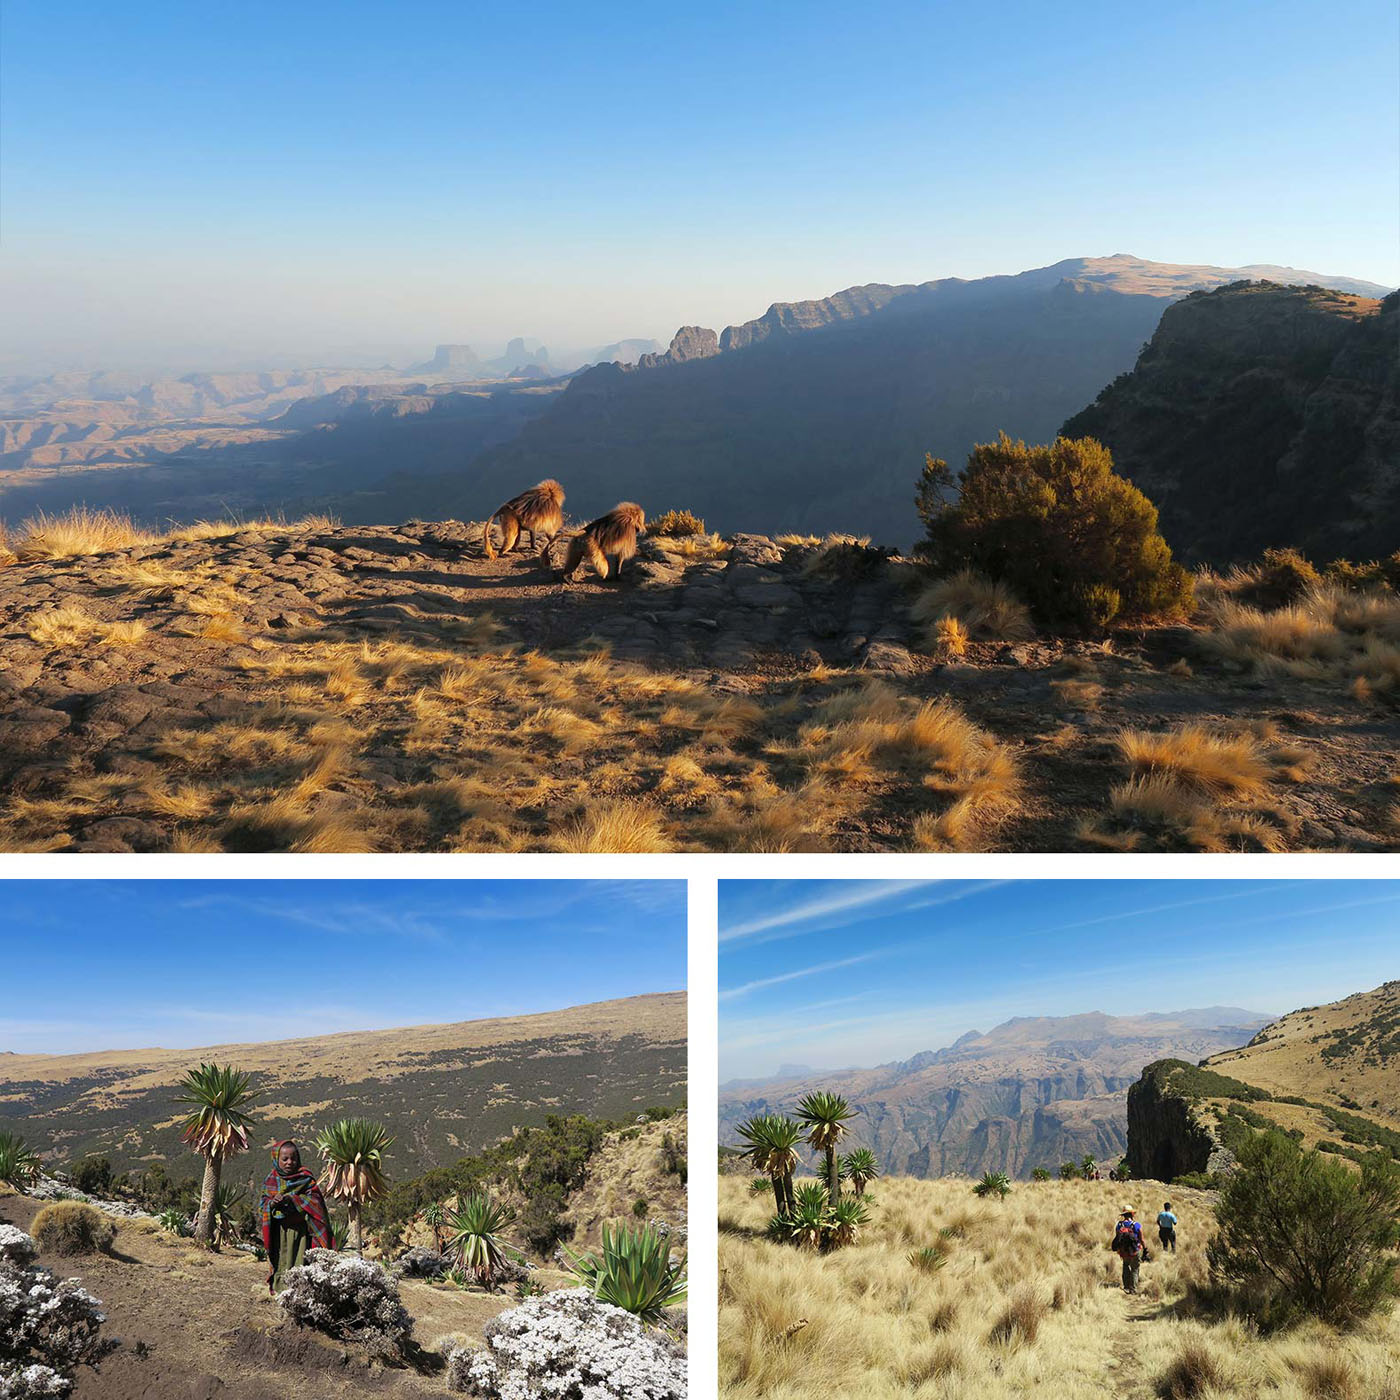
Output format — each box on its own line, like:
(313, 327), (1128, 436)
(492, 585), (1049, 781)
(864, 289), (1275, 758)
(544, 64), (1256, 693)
(1109, 1207), (1147, 1293)
(1157, 1202), (1178, 1253)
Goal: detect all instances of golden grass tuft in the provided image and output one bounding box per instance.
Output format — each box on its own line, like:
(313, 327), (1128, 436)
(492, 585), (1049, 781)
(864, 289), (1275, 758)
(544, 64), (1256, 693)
(1159, 1338), (1228, 1399)
(12, 507), (158, 561)
(548, 801), (674, 853)
(987, 1286), (1047, 1348)
(1116, 724), (1271, 797)
(27, 605), (148, 650)
(912, 569), (1035, 646)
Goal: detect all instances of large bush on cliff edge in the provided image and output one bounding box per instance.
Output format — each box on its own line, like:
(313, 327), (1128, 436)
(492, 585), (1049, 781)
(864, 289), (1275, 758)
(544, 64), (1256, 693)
(917, 434), (1192, 630)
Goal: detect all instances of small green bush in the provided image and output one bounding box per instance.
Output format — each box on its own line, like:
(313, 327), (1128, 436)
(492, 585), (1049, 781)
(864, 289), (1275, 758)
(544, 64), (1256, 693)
(1031, 1167), (1051, 1182)
(648, 510), (705, 538)
(69, 1156), (112, 1196)
(632, 1196), (649, 1218)
(918, 434), (1193, 630)
(31, 1201), (115, 1256)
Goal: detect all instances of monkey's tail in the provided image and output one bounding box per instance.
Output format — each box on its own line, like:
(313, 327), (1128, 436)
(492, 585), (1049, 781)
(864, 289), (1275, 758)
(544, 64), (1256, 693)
(481, 510), (500, 560)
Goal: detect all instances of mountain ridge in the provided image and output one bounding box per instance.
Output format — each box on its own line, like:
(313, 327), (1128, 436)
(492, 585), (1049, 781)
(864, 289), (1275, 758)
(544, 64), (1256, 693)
(718, 1005), (1271, 1179)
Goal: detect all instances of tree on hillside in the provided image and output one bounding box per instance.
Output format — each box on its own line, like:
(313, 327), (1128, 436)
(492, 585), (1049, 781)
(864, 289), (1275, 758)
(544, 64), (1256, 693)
(736, 1114), (801, 1215)
(1208, 1129), (1400, 1327)
(796, 1092), (857, 1203)
(918, 433), (1192, 630)
(174, 1062), (258, 1248)
(316, 1117), (395, 1253)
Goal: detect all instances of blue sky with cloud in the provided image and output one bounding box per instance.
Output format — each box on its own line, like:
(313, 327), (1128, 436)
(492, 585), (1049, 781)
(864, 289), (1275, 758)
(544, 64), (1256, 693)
(720, 880), (1400, 1079)
(0, 880), (685, 1054)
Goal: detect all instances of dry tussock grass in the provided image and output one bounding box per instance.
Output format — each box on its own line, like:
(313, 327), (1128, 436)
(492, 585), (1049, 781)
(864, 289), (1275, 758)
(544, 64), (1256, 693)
(1078, 720), (1309, 852)
(718, 1174), (1400, 1400)
(5, 506), (338, 563)
(27, 605), (148, 649)
(0, 603), (1022, 850)
(1199, 584), (1400, 697)
(911, 569), (1035, 647)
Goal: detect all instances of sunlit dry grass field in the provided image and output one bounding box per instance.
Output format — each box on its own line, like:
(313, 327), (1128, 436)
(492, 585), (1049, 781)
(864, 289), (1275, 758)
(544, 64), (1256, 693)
(718, 1174), (1400, 1400)
(1, 509), (1397, 851)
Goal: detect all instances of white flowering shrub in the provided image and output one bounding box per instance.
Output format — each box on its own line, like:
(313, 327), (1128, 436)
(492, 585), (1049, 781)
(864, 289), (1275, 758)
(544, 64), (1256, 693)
(0, 1226), (38, 1270)
(277, 1249), (412, 1361)
(445, 1288), (687, 1399)
(0, 1226), (112, 1397)
(0, 1364), (71, 1400)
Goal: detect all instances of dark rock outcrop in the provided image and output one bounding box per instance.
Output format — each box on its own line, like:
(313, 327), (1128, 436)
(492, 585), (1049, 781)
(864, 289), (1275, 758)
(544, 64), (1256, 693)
(1063, 284), (1400, 565)
(1125, 1060), (1232, 1180)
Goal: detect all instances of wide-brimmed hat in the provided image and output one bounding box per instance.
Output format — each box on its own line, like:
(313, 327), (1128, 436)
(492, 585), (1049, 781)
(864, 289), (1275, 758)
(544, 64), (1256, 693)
(1122, 1207), (1136, 1216)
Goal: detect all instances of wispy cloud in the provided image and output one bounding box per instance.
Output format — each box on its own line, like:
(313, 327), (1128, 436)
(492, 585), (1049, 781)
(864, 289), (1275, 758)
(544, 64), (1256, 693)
(721, 880), (1006, 946)
(721, 952), (883, 1001)
(1026, 883), (1290, 937)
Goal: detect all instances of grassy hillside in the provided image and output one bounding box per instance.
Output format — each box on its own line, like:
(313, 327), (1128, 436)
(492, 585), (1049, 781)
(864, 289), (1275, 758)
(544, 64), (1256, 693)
(718, 1173), (1400, 1399)
(1194, 981), (1400, 1161)
(0, 992), (687, 1180)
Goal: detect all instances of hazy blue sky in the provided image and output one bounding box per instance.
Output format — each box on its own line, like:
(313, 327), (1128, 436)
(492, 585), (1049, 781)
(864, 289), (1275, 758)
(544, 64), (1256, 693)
(0, 880), (685, 1053)
(3, 0), (1395, 370)
(719, 880), (1400, 1079)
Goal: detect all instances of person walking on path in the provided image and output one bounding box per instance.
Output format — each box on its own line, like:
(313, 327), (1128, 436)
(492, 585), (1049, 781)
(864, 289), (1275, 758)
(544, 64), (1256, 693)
(1110, 1207), (1147, 1294)
(1157, 1202), (1178, 1253)
(259, 1139), (335, 1292)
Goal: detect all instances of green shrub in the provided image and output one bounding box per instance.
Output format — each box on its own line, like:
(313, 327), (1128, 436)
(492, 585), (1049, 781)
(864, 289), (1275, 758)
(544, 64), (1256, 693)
(69, 1156), (112, 1196)
(1059, 1162), (1081, 1181)
(1172, 1171), (1221, 1190)
(648, 510), (705, 538)
(564, 1223), (686, 1324)
(1031, 1167), (1051, 1182)
(918, 433), (1193, 629)
(1207, 1130), (1400, 1327)
(31, 1202), (115, 1256)
(908, 1242), (950, 1272)
(1241, 547), (1321, 609)
(0, 1130), (42, 1191)
(973, 1171), (1012, 1200)
(632, 1196), (649, 1218)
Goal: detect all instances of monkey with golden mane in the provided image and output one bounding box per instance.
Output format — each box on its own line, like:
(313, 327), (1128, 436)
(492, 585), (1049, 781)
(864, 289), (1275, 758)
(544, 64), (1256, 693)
(481, 479), (566, 559)
(560, 502), (646, 582)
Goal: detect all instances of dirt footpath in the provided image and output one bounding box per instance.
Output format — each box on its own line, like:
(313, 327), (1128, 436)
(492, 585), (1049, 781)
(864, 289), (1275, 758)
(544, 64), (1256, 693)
(2, 1193), (520, 1400)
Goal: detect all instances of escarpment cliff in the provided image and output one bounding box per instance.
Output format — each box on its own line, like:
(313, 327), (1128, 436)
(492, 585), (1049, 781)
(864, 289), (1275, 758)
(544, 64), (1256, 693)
(1063, 283), (1399, 565)
(1126, 1060), (1234, 1180)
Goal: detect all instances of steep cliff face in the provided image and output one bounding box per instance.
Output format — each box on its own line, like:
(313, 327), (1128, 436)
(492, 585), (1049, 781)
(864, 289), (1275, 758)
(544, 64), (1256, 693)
(1125, 1061), (1230, 1180)
(1063, 283), (1399, 565)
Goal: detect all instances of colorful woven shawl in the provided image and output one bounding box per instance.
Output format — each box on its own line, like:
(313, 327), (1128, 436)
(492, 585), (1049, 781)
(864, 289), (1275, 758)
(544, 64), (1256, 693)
(258, 1143), (334, 1252)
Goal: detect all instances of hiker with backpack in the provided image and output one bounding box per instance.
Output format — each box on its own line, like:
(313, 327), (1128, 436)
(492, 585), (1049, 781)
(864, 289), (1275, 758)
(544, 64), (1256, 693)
(1110, 1207), (1149, 1293)
(1157, 1201), (1178, 1253)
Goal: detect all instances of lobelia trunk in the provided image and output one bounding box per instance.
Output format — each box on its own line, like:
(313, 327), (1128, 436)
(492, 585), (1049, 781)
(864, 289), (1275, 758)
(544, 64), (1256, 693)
(195, 1155), (221, 1247)
(826, 1146), (840, 1202)
(347, 1204), (362, 1253)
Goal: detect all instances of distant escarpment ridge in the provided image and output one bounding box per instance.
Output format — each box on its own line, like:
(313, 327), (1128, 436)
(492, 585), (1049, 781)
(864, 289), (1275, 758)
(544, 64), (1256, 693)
(435, 255), (1391, 552)
(718, 1006), (1271, 1180)
(1064, 283), (1399, 565)
(0, 991), (686, 1180)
